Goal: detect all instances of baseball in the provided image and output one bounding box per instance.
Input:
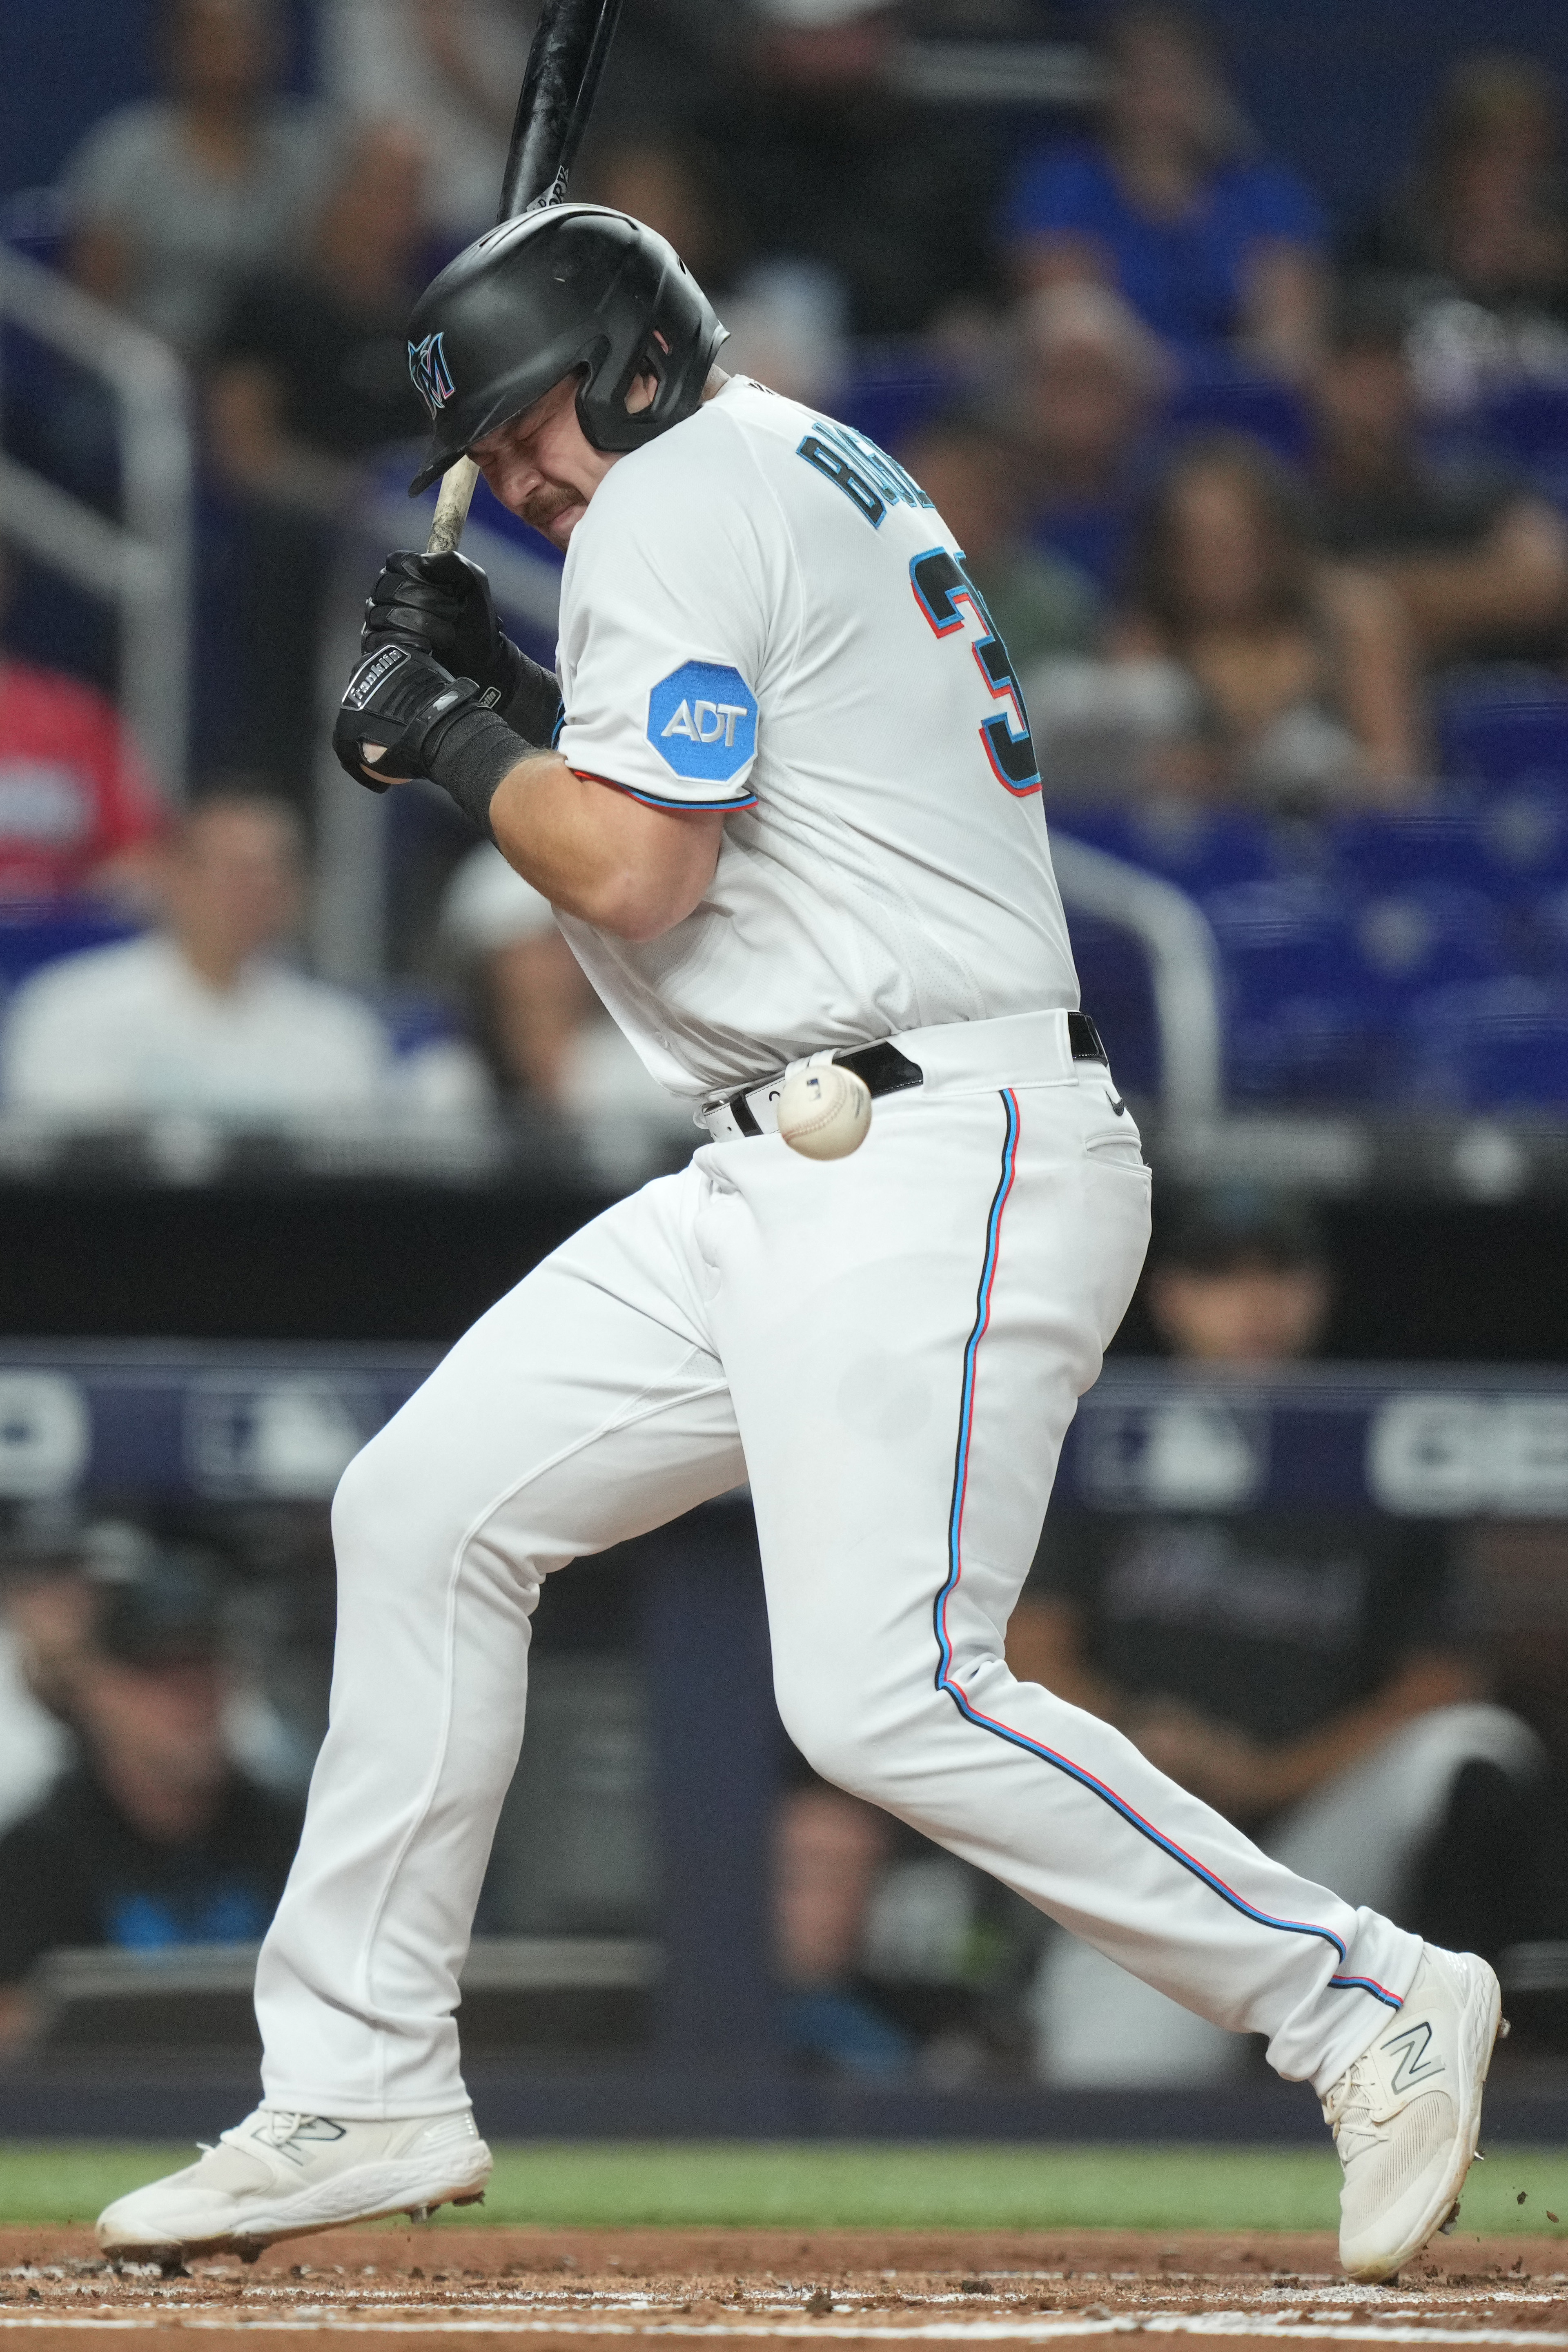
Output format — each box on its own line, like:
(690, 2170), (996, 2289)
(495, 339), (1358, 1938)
(776, 1063), (873, 1160)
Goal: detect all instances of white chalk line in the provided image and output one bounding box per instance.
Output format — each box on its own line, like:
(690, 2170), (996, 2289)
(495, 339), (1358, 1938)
(0, 2315), (1566, 2345)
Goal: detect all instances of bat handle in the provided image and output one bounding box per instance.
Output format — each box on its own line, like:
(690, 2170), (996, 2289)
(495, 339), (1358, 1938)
(425, 457), (480, 557)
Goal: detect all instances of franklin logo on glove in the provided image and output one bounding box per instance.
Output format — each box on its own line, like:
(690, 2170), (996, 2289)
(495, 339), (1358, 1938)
(344, 645), (411, 712)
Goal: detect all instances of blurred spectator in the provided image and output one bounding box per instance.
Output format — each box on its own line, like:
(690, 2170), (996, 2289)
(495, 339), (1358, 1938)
(0, 545), (167, 904)
(1004, 3), (1327, 376)
(316, 0), (533, 246)
(710, 0), (996, 337)
(580, 132), (848, 405)
(0, 1535), (302, 2051)
(441, 843), (693, 1179)
(0, 793), (398, 1122)
(1346, 56), (1568, 411)
(61, 0), (336, 358)
(1307, 292), (1568, 669)
(582, 136), (737, 292)
(1013, 285), (1171, 597)
(1010, 1188), (1544, 2086)
(775, 1779), (912, 2074)
(207, 120), (430, 513)
(0, 1524), (94, 1839)
(1102, 434), (1422, 804)
(899, 412), (1101, 668)
(204, 120), (432, 788)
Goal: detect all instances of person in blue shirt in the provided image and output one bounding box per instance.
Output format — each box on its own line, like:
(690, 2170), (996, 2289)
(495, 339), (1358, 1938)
(1004, 2), (1327, 378)
(1013, 281), (1171, 597)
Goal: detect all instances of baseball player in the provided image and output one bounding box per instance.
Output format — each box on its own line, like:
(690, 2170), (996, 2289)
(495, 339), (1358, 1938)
(100, 208), (1500, 2283)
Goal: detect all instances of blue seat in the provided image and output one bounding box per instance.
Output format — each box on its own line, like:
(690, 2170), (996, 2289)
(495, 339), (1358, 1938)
(838, 341), (962, 453)
(1327, 813), (1491, 894)
(0, 903), (142, 1000)
(1401, 976), (1568, 1109)
(1160, 369), (1309, 463)
(1227, 991), (1383, 1103)
(1439, 687), (1568, 793)
(1063, 909), (1160, 1098)
(1351, 881), (1513, 997)
(1202, 875), (1381, 1101)
(1051, 801), (1278, 896)
(1473, 384), (1568, 480)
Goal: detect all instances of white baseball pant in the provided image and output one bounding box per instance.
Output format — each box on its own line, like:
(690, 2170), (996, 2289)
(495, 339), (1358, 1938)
(1035, 1701), (1541, 2086)
(254, 1008), (1419, 2116)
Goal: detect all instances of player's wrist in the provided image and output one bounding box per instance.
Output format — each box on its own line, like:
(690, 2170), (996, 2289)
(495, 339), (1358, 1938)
(494, 637), (563, 746)
(423, 704), (534, 836)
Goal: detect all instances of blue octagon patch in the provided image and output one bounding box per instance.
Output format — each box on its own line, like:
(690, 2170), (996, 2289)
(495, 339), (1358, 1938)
(647, 661), (757, 783)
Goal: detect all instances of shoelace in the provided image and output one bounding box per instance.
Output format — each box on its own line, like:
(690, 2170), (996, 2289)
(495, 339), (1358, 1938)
(1322, 2055), (1385, 2163)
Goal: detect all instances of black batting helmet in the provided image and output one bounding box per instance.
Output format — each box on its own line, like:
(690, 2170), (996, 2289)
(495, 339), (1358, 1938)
(405, 205), (727, 494)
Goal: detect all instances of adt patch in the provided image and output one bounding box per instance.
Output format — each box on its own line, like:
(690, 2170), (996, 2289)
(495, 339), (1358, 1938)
(647, 661), (757, 784)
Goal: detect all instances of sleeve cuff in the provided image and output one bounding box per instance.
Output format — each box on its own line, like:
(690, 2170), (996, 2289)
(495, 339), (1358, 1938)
(570, 767), (757, 814)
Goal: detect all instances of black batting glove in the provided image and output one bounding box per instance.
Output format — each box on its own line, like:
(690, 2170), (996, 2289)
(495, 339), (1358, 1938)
(333, 643), (528, 836)
(363, 551), (562, 746)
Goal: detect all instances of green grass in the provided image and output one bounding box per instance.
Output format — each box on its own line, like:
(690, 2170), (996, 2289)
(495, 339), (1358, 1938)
(2, 2142), (1567, 2236)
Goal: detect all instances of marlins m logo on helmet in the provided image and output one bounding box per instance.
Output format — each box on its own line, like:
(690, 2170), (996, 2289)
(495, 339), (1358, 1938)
(408, 331), (455, 416)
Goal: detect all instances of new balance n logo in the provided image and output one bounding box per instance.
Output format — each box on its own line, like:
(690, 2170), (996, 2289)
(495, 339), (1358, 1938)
(256, 2115), (349, 2166)
(1383, 2020), (1446, 2096)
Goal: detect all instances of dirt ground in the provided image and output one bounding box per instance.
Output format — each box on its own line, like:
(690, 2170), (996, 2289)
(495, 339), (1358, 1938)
(2, 2225), (1566, 2352)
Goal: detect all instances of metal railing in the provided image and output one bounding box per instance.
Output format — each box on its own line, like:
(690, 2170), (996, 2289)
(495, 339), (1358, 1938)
(0, 245), (193, 797)
(1051, 828), (1225, 1124)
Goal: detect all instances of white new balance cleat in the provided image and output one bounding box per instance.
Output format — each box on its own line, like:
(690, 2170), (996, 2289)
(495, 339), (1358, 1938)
(96, 2105), (492, 2263)
(1324, 1944), (1504, 2283)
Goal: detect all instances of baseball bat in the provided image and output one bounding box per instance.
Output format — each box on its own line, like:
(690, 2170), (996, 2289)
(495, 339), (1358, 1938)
(424, 0), (625, 558)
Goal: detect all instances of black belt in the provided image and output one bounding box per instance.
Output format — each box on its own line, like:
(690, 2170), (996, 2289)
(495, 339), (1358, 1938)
(717, 1012), (1107, 1138)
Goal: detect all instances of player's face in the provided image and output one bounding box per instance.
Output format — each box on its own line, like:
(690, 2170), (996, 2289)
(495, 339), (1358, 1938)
(470, 375), (620, 551)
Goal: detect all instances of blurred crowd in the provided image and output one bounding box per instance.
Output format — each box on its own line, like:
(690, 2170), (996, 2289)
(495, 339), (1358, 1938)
(2, 0), (1568, 1138)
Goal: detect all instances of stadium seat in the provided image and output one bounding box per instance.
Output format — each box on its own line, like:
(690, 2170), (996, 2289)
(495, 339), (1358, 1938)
(1472, 385), (1568, 507)
(1200, 873), (1379, 1101)
(839, 341), (963, 452)
(1352, 880), (1513, 996)
(1401, 975), (1568, 1109)
(1062, 906), (1160, 1098)
(0, 902), (141, 1000)
(1049, 800), (1278, 895)
(1438, 684), (1568, 795)
(1328, 813), (1491, 893)
(1160, 368), (1309, 463)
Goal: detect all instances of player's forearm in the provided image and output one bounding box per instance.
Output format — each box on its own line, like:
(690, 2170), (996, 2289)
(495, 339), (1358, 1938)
(490, 752), (722, 940)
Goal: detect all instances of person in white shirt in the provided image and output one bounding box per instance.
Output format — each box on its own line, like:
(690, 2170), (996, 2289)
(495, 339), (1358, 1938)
(101, 204), (1500, 2288)
(0, 794), (390, 1123)
(62, 0), (337, 358)
(314, 0), (533, 245)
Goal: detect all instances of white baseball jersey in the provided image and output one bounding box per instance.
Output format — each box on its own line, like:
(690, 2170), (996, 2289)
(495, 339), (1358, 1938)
(553, 376), (1080, 1100)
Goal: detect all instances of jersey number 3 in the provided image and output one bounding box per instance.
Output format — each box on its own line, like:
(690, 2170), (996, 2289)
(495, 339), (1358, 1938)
(910, 548), (1040, 798)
